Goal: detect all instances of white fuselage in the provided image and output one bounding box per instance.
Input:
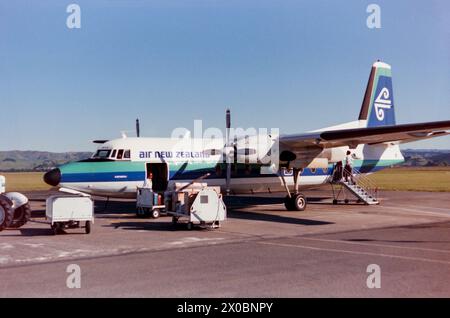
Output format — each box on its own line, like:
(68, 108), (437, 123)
(54, 136), (404, 198)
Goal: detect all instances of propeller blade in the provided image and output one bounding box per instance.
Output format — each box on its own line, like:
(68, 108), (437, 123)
(236, 148), (257, 156)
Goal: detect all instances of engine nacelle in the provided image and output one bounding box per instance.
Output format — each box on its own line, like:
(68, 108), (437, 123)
(318, 147), (348, 163)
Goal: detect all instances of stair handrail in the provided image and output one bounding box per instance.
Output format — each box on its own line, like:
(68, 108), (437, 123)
(351, 167), (378, 201)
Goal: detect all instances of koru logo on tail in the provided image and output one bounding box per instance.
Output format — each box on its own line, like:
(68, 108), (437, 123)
(374, 87), (392, 121)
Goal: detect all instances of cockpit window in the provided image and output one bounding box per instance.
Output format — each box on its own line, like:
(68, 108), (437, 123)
(93, 150), (111, 158)
(124, 150), (130, 159)
(117, 149), (124, 159)
(111, 149), (117, 158)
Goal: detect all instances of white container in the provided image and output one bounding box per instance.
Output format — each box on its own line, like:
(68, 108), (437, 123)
(165, 186), (226, 230)
(46, 195), (94, 234)
(189, 188), (226, 224)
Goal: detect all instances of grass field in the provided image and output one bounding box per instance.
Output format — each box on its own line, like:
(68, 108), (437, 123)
(366, 167), (450, 192)
(1, 172), (51, 192)
(1, 167), (449, 192)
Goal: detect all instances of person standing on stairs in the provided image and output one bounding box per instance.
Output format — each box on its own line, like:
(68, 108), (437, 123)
(344, 150), (355, 185)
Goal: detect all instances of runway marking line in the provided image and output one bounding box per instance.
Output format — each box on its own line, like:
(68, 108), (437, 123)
(298, 237), (450, 254)
(387, 204), (450, 213)
(258, 241), (450, 265)
(380, 205), (450, 217)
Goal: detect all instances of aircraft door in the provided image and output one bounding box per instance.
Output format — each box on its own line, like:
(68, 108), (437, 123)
(145, 163), (169, 191)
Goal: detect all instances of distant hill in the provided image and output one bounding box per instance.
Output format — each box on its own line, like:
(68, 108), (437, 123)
(401, 149), (450, 167)
(0, 151), (92, 172)
(0, 149), (448, 172)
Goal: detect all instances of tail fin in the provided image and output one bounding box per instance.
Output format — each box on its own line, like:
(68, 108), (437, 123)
(359, 61), (396, 127)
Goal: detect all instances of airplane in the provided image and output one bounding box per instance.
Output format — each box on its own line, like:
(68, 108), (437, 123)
(44, 61), (450, 211)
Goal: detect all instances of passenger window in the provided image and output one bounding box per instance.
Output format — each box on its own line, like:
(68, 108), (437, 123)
(111, 149), (117, 158)
(124, 150), (130, 159)
(117, 149), (124, 159)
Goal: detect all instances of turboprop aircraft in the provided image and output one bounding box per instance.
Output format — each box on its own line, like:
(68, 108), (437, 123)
(44, 61), (450, 211)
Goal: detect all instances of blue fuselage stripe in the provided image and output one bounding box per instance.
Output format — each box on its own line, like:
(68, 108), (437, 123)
(61, 171), (145, 183)
(60, 163), (390, 183)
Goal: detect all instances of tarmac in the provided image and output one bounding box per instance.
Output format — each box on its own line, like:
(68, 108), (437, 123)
(0, 189), (449, 297)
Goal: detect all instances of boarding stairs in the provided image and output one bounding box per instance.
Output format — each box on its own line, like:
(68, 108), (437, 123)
(329, 167), (379, 205)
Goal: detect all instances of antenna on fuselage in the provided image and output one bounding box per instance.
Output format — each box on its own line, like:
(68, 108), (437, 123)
(225, 109), (232, 196)
(136, 118), (140, 137)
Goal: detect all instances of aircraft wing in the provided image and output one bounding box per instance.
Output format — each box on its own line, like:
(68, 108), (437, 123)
(280, 120), (450, 160)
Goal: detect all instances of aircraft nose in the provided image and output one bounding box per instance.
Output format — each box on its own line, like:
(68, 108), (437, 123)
(43, 168), (61, 186)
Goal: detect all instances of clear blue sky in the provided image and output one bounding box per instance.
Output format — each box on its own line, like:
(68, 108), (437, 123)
(1, 0), (449, 152)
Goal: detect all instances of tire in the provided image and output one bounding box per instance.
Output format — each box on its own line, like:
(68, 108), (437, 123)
(0, 195), (14, 231)
(9, 203), (31, 228)
(284, 195), (295, 211)
(51, 222), (61, 235)
(151, 209), (160, 219)
(85, 221), (91, 234)
(333, 199), (338, 205)
(186, 222), (193, 230)
(344, 199), (349, 204)
(293, 193), (307, 211)
(172, 216), (178, 225)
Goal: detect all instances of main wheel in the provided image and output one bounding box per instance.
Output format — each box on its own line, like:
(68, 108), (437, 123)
(284, 195), (295, 211)
(151, 209), (160, 219)
(9, 203), (31, 228)
(51, 222), (62, 235)
(0, 195), (14, 231)
(293, 193), (307, 211)
(85, 221), (91, 234)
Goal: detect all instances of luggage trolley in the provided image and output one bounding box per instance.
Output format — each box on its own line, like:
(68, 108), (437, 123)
(136, 187), (165, 218)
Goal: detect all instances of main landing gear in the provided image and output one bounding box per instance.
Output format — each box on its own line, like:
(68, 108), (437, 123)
(284, 193), (307, 211)
(281, 168), (307, 211)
